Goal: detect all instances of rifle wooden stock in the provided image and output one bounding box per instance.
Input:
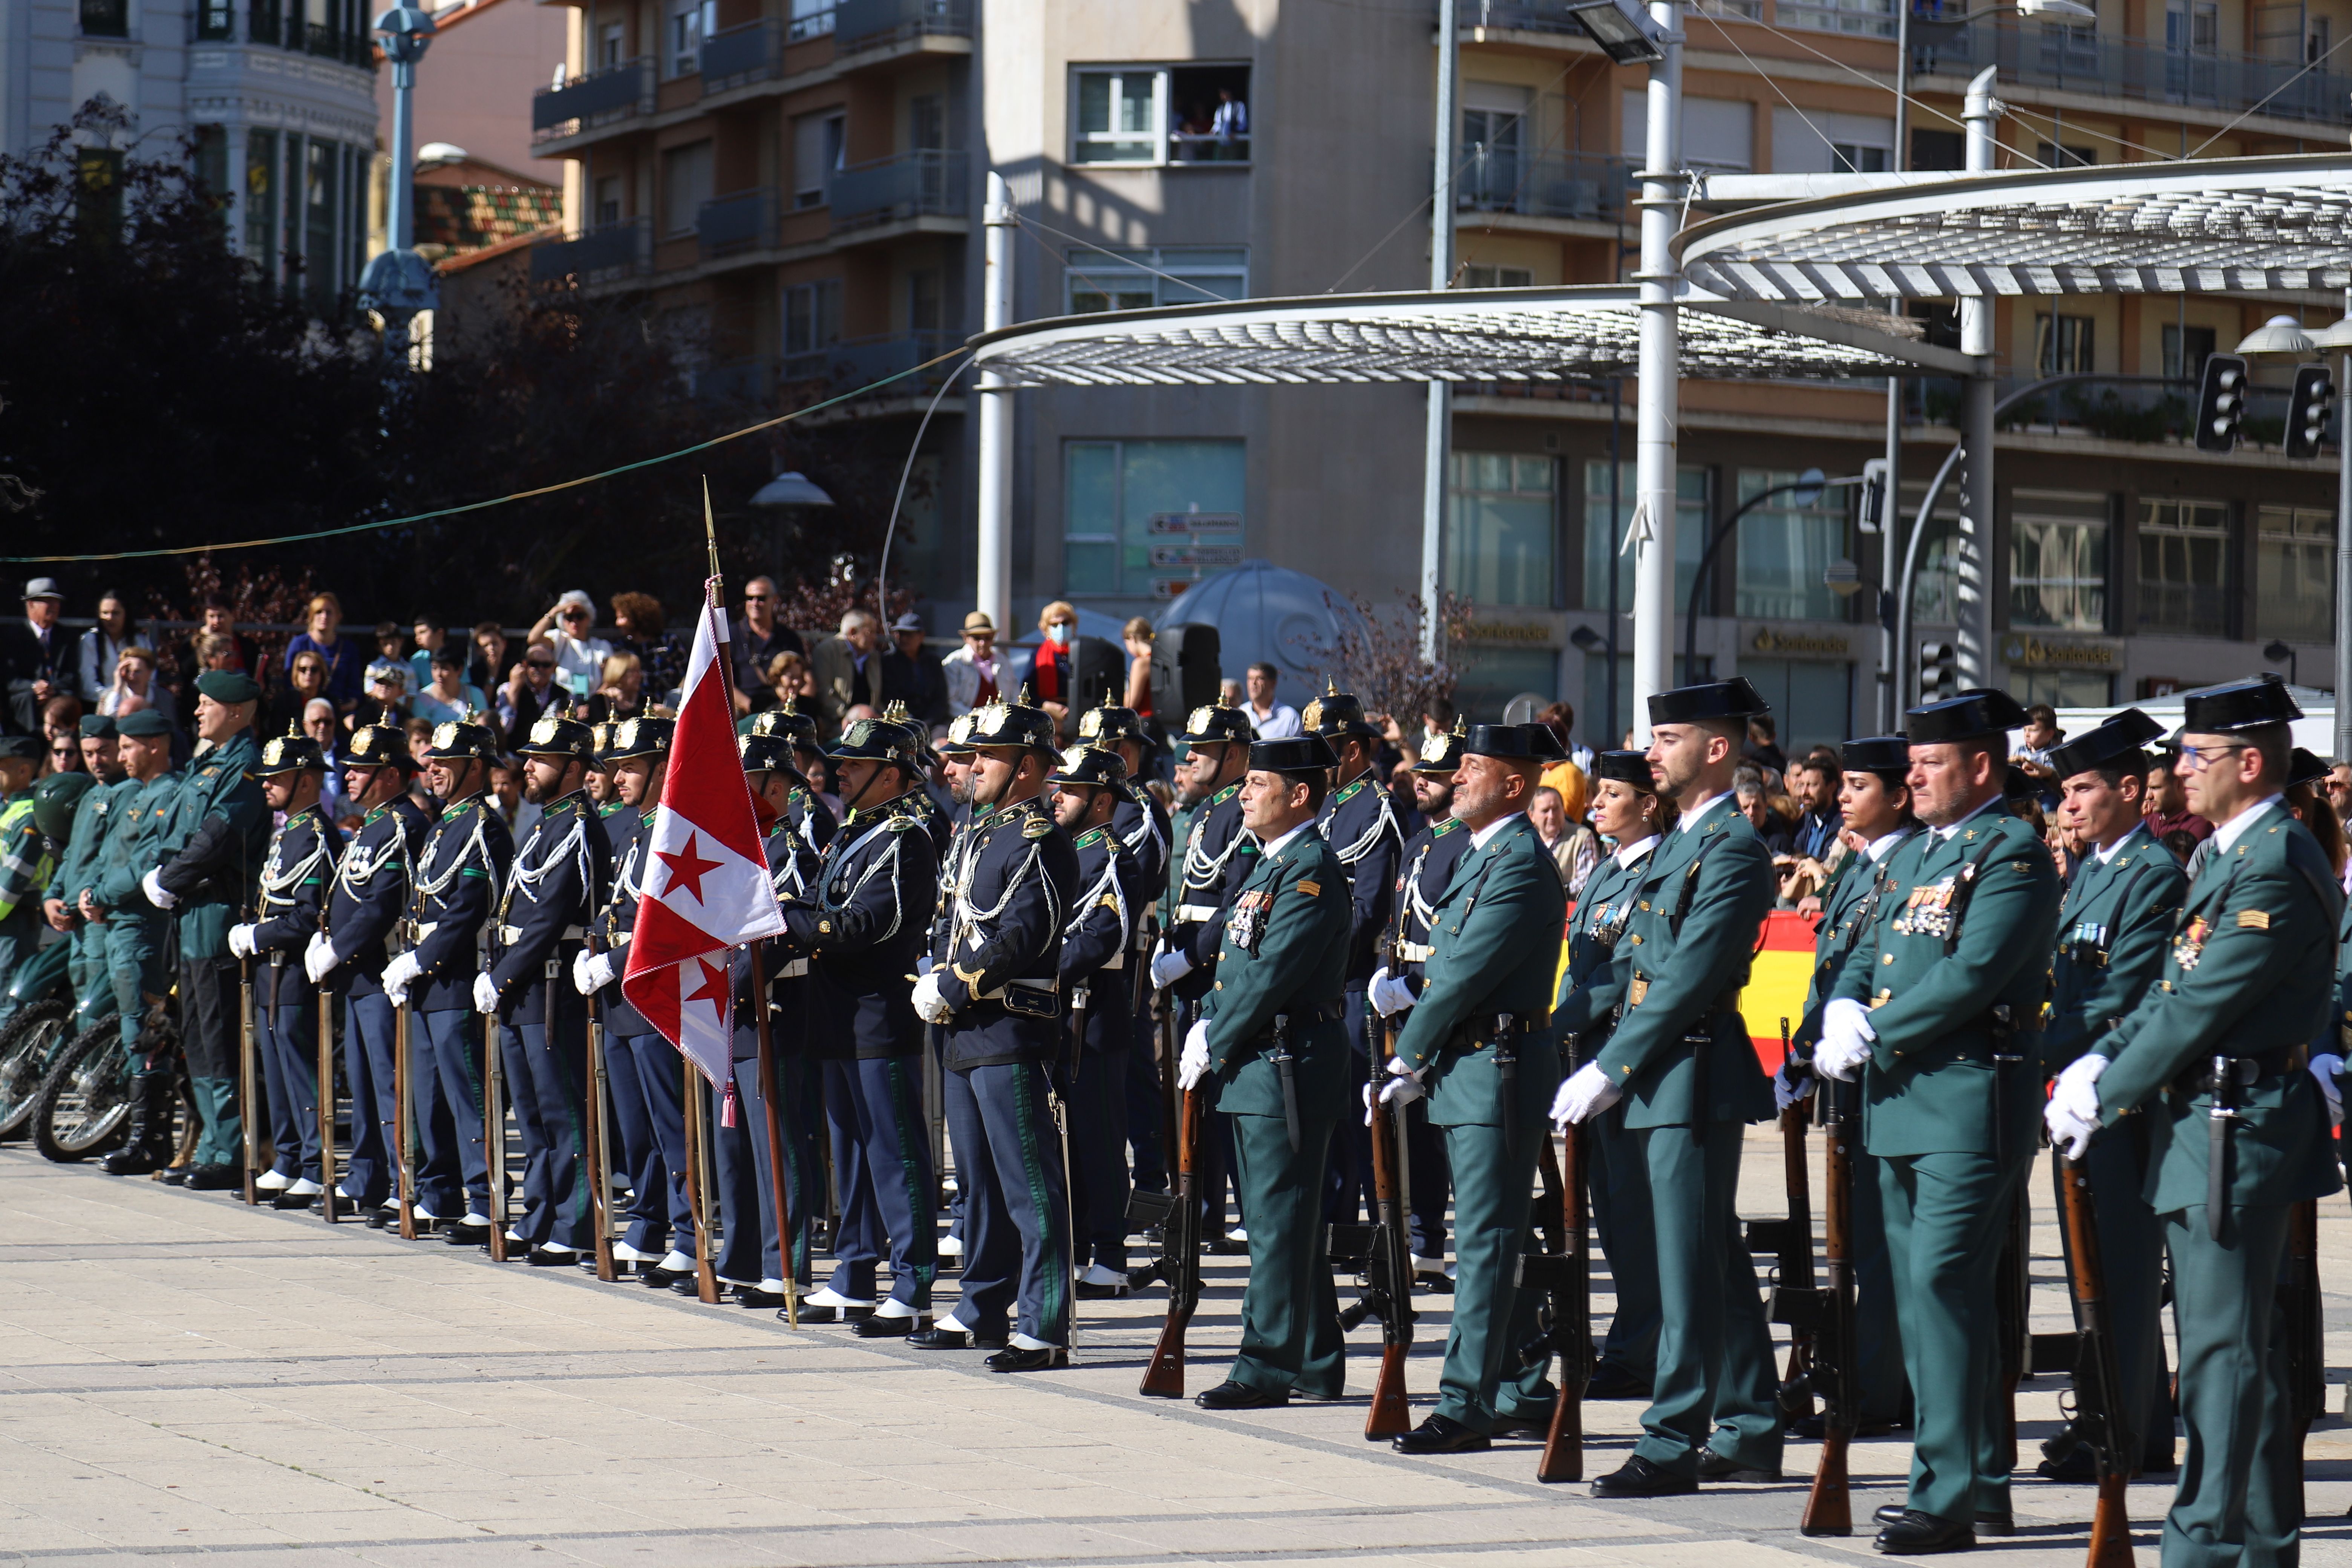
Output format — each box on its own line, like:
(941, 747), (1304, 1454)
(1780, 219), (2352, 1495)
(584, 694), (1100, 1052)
(585, 954), (616, 1282)
(394, 993), (416, 1239)
(2055, 1153), (2134, 1568)
(484, 1013), (508, 1261)
(686, 1057), (721, 1303)
(1361, 954), (1414, 1441)
(2283, 1197), (2322, 1529)
(755, 945), (798, 1325)
(317, 977), (339, 1223)
(1535, 1129), (1589, 1483)
(1139, 1078), (1201, 1398)
(1800, 1075), (1858, 1537)
(1775, 1019), (1816, 1423)
(239, 958), (258, 1205)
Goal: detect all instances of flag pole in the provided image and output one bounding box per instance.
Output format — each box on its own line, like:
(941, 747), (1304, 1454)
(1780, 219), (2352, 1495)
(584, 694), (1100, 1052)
(680, 476), (724, 1306)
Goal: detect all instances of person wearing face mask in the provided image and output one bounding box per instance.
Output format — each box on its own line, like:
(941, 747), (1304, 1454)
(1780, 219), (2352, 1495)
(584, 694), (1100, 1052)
(1012, 603), (1124, 743)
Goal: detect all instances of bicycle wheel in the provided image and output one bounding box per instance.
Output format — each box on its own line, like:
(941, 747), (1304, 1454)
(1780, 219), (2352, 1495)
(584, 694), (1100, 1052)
(33, 1020), (134, 1162)
(0, 999), (73, 1141)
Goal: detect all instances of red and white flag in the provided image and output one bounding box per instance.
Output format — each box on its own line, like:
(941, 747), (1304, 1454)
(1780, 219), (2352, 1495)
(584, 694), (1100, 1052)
(621, 592), (786, 1086)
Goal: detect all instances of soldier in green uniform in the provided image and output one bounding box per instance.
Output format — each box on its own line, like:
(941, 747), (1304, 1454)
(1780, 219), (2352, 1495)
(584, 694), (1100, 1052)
(2047, 677), (2340, 1568)
(1554, 680), (1781, 1496)
(43, 717), (131, 1031)
(1179, 733), (1352, 1410)
(1549, 750), (1668, 1398)
(1377, 722), (1566, 1453)
(134, 671), (271, 1182)
(2034, 709), (2184, 1483)
(82, 712), (180, 1136)
(0, 735), (50, 1031)
(1818, 688), (2060, 1553)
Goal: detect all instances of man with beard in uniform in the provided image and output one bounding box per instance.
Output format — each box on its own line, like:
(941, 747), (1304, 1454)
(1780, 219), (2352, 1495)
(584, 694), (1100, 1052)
(912, 691), (1080, 1369)
(475, 715), (609, 1265)
(306, 716), (431, 1225)
(229, 727), (344, 1208)
(1047, 742), (1152, 1298)
(777, 709), (939, 1332)
(382, 722), (513, 1244)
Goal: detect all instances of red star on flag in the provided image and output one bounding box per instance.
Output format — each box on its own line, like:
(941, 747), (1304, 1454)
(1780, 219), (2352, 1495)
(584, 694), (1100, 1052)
(684, 956), (732, 1022)
(657, 833), (723, 903)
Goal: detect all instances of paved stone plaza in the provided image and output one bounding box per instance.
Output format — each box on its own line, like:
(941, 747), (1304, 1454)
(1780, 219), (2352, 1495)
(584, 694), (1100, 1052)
(3, 1135), (2349, 1567)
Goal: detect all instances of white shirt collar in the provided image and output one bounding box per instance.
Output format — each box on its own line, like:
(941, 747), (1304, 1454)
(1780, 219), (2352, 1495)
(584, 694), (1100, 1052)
(1678, 791), (1735, 832)
(1470, 811), (1525, 850)
(1866, 827), (1913, 861)
(2212, 794), (2285, 855)
(1613, 834), (1658, 870)
(2093, 821), (2148, 864)
(1259, 821), (1311, 859)
(1929, 791), (2004, 842)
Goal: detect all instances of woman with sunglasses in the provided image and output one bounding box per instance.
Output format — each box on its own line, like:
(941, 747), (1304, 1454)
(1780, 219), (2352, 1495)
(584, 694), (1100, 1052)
(264, 650), (330, 738)
(526, 591), (614, 701)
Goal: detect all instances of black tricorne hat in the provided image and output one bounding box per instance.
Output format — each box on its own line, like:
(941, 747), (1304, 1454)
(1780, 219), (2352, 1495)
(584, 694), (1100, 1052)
(1839, 735), (1910, 778)
(1906, 687), (2030, 745)
(1046, 744), (1127, 790)
(1591, 750), (1656, 789)
(1464, 722), (1563, 763)
(1249, 734), (1339, 775)
(1411, 718), (1469, 776)
(2045, 708), (2164, 782)
(2182, 674), (2302, 734)
(2289, 746), (2331, 790)
(1648, 677), (1770, 727)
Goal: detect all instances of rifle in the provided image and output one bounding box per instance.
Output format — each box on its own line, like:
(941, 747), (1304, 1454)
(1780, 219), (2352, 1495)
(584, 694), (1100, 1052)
(1340, 953), (1413, 1439)
(754, 945), (799, 1325)
(1057, 982), (1089, 1328)
(1768, 1017), (1818, 1424)
(1139, 1044), (1202, 1398)
(1800, 1072), (1860, 1536)
(2283, 1196), (2324, 1527)
(484, 1008), (508, 1261)
(1529, 1036), (1591, 1482)
(1124, 988), (1183, 1289)
(2053, 1150), (2135, 1568)
(238, 948), (259, 1205)
(684, 1054), (721, 1303)
(317, 904), (340, 1224)
(584, 938), (616, 1281)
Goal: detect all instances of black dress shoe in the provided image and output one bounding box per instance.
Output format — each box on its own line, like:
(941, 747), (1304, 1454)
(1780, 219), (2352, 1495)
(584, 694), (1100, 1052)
(1393, 1414), (1491, 1455)
(366, 1208), (393, 1230)
(907, 1325), (974, 1349)
(182, 1164), (240, 1192)
(1585, 1364), (1654, 1401)
(1591, 1455), (1698, 1498)
(643, 1265), (695, 1290)
(1874, 1509), (1975, 1554)
(1194, 1380), (1288, 1410)
(986, 1345), (1069, 1372)
(735, 1286), (786, 1308)
(1873, 1506), (2008, 1536)
(852, 1313), (928, 1338)
(1697, 1449), (1783, 1483)
(160, 1167), (190, 1186)
(271, 1190), (318, 1211)
(1490, 1409), (1553, 1440)
(527, 1246), (583, 1267)
(1075, 1280), (1129, 1300)
(443, 1222), (490, 1246)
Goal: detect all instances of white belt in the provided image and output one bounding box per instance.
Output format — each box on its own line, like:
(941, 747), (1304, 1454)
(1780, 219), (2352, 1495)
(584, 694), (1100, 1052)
(498, 923), (585, 945)
(1099, 951), (1124, 971)
(1175, 903), (1220, 923)
(413, 921), (438, 942)
(977, 978), (1058, 1002)
(775, 958), (808, 980)
(1396, 940), (1433, 963)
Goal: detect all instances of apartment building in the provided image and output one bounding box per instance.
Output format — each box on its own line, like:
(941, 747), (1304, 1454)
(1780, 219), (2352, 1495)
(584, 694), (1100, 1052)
(524, 0), (2352, 744)
(3, 0), (381, 305)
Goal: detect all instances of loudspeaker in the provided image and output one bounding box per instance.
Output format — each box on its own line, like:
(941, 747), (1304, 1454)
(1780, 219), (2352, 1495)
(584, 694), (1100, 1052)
(1150, 622), (1221, 721)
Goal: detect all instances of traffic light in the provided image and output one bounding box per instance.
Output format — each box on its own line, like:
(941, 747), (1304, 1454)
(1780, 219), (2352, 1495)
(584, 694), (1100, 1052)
(1919, 641), (1957, 700)
(1857, 457), (1890, 535)
(2194, 353), (2248, 453)
(2286, 363), (2335, 460)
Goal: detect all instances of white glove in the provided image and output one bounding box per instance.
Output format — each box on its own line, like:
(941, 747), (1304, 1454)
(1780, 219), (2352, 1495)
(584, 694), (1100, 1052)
(227, 923), (257, 959)
(380, 951), (422, 998)
(304, 931), (337, 984)
(914, 954), (936, 979)
(574, 949), (618, 996)
(1815, 998), (1876, 1081)
(1363, 1056), (1426, 1124)
(1773, 1062), (1816, 1112)
(1178, 1019), (1212, 1090)
(1150, 947), (1194, 991)
(1367, 966), (1418, 1018)
(142, 868), (176, 909)
(2051, 1050), (2108, 1130)
(472, 972), (499, 1015)
(2310, 1052), (2344, 1128)
(1550, 1061), (1622, 1128)
(911, 970), (953, 1025)
(2045, 1095), (2097, 1162)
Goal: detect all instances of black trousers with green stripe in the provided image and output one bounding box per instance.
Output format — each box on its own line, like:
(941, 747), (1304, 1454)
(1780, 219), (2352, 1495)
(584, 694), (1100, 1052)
(944, 1061), (1070, 1346)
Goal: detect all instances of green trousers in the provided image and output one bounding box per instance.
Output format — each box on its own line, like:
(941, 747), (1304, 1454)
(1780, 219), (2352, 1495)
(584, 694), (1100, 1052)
(1879, 1149), (2025, 1522)
(1629, 1121), (1782, 1476)
(1588, 1106), (1660, 1380)
(70, 923), (110, 1023)
(102, 910), (169, 1068)
(1433, 1118), (1554, 1432)
(2162, 1204), (2299, 1568)
(2054, 1121), (2167, 1469)
(1228, 1109), (1344, 1398)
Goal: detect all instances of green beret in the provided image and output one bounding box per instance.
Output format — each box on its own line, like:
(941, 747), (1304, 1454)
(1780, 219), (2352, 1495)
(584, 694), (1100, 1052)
(78, 714), (116, 740)
(0, 735), (40, 761)
(116, 709), (173, 738)
(195, 669), (263, 705)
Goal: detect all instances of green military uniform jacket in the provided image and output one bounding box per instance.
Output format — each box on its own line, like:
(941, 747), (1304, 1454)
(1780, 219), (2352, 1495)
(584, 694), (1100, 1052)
(1830, 801), (2061, 1158)
(1553, 836), (1654, 1063)
(1393, 814), (1565, 1127)
(94, 774), (184, 913)
(149, 729), (269, 960)
(2042, 821), (2185, 1075)
(1200, 823), (1351, 1122)
(2096, 800), (2343, 1210)
(1595, 794), (1775, 1127)
(0, 788), (47, 929)
(47, 776), (138, 911)
(1793, 829), (1916, 1048)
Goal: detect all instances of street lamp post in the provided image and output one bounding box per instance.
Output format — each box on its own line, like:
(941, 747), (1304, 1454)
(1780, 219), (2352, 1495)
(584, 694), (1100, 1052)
(1681, 469), (1867, 675)
(357, 4), (438, 359)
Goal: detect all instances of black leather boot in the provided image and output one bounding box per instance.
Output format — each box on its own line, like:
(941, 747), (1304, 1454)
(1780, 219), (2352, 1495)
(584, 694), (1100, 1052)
(100, 1072), (178, 1176)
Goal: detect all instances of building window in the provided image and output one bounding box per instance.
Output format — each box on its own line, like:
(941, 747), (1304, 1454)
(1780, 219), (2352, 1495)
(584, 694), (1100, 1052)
(1455, 648), (1560, 724)
(2008, 489), (2108, 632)
(2136, 498), (2232, 637)
(1736, 470), (1845, 622)
(1064, 439), (1245, 599)
(783, 279), (841, 356)
(599, 21), (625, 67)
(1072, 64), (1250, 165)
(910, 93), (946, 153)
(79, 0), (129, 37)
(793, 112), (844, 208)
(2011, 669), (2113, 707)
(303, 138), (338, 302)
(1585, 461), (1708, 613)
(668, 0), (715, 76)
(2162, 323), (2216, 381)
(1741, 659), (1852, 758)
(789, 0), (833, 38)
(909, 268), (943, 332)
(662, 139), (713, 235)
(2036, 313), (2094, 375)
(75, 147), (124, 235)
(193, 125), (229, 211)
(1460, 83), (1527, 208)
(594, 175), (622, 228)
(245, 129), (278, 271)
(1461, 264), (1533, 288)
(1831, 142), (1888, 172)
(196, 0), (233, 38)
(1899, 481), (1960, 626)
(1777, 0), (1893, 38)
(2256, 504), (2334, 643)
(2035, 140), (2096, 167)
(1448, 453), (1556, 609)
(1066, 246), (1247, 312)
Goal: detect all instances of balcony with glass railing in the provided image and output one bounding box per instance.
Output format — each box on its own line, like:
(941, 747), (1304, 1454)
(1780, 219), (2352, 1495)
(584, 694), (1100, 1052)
(528, 218), (652, 285)
(700, 19), (781, 88)
(830, 150), (968, 232)
(532, 58), (655, 143)
(190, 0), (374, 63)
(698, 189), (778, 258)
(781, 331), (962, 396)
(1912, 20), (2352, 124)
(836, 0), (971, 55)
(1457, 151), (1635, 223)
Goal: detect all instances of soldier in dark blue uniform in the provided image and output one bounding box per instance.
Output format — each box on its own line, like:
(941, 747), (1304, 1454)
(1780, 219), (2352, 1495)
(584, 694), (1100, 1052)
(580, 724), (655, 1271)
(1304, 683), (1404, 1227)
(305, 716), (431, 1225)
(474, 714), (610, 1265)
(381, 721), (513, 1245)
(1047, 743), (1153, 1297)
(776, 710), (939, 1330)
(911, 691), (1079, 1369)
(228, 727), (344, 1208)
(1074, 698), (1173, 1194)
(577, 718), (701, 1285)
